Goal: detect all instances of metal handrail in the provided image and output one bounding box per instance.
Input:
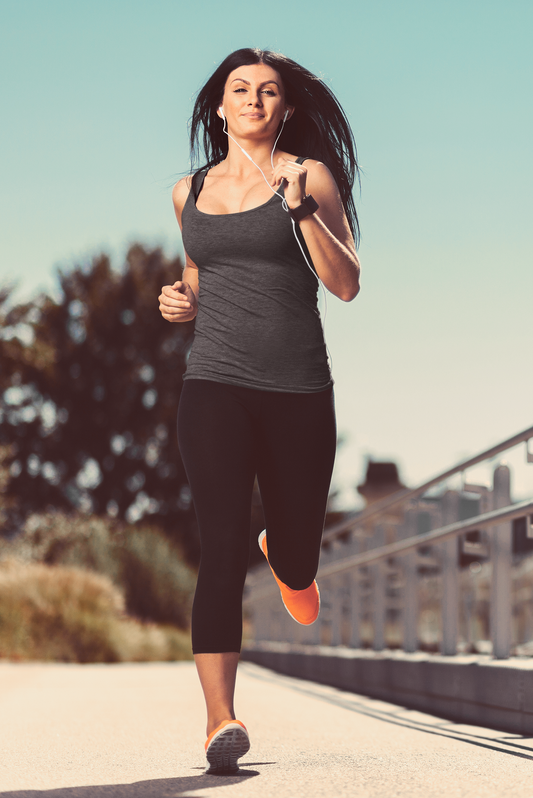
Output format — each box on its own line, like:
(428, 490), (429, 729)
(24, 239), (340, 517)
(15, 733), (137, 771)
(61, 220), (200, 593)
(322, 424), (533, 544)
(249, 498), (533, 600)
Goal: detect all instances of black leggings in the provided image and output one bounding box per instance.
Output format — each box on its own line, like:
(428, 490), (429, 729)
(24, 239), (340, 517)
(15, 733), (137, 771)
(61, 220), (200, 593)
(177, 379), (336, 654)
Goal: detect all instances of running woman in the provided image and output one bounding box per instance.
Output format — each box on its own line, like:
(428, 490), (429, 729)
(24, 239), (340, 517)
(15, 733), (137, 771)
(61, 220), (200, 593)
(159, 47), (360, 774)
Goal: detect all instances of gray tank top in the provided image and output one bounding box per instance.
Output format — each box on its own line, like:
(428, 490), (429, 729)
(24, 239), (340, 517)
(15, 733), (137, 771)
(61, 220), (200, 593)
(181, 157), (332, 393)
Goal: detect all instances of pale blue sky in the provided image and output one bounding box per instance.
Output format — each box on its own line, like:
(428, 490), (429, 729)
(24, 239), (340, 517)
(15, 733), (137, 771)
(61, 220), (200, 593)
(1, 0), (532, 505)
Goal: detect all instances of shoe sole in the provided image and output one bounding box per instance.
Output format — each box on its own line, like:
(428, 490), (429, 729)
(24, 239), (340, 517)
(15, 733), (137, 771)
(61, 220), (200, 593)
(205, 725), (250, 775)
(258, 531), (320, 625)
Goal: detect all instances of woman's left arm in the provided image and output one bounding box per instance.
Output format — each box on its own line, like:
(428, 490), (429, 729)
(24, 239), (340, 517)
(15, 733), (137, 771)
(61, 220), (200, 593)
(272, 158), (360, 301)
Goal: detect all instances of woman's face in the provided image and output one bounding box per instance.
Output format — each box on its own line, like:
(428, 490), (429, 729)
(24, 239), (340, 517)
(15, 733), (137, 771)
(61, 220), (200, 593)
(219, 63), (292, 140)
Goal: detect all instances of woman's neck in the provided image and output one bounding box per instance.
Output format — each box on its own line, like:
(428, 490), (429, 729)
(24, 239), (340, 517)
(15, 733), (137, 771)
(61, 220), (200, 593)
(220, 136), (279, 178)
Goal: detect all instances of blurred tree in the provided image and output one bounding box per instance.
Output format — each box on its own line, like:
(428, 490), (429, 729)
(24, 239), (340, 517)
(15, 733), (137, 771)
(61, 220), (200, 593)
(0, 245), (198, 560)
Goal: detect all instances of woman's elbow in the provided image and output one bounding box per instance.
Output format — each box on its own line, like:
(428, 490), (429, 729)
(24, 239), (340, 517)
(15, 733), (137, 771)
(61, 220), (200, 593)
(339, 284), (360, 302)
(339, 272), (360, 302)
(325, 257), (360, 301)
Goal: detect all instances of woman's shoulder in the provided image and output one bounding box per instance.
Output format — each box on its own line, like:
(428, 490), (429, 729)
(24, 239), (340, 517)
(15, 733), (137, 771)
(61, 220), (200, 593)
(297, 157), (330, 174)
(172, 175), (193, 210)
(172, 174), (198, 227)
(172, 166), (213, 209)
(290, 158), (338, 199)
(287, 155), (333, 180)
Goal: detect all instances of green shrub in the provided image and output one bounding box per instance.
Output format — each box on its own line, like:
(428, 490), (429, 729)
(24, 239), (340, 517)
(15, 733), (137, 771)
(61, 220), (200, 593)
(0, 559), (192, 662)
(119, 527), (195, 628)
(0, 512), (196, 629)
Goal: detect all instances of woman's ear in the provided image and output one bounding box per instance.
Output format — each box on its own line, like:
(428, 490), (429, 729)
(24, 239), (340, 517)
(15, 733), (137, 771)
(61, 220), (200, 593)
(284, 106), (295, 121)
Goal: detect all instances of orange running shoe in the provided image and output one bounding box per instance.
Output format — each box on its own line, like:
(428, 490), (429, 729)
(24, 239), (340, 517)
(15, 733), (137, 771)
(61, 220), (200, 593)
(258, 530), (320, 625)
(205, 719), (250, 774)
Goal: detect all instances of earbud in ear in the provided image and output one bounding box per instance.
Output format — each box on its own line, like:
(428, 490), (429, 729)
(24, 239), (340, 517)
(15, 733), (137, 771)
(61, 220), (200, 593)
(219, 106), (225, 120)
(283, 110), (289, 122)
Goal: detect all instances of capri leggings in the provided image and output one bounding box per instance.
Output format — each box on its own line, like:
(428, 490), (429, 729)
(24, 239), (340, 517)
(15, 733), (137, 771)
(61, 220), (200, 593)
(177, 378), (336, 654)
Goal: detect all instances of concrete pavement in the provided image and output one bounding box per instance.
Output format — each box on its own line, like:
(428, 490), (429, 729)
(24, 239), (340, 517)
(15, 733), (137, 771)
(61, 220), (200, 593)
(1, 660), (533, 797)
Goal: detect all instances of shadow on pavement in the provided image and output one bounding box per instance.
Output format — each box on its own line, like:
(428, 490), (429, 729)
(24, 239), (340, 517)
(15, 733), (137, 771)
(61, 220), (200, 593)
(243, 664), (533, 762)
(0, 769), (259, 798)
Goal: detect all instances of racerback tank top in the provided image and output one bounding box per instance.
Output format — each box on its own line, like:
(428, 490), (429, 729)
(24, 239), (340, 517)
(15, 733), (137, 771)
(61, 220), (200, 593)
(180, 157), (333, 393)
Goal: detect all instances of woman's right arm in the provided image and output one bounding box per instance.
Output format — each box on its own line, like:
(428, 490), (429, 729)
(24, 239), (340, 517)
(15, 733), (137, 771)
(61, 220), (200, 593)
(158, 177), (199, 323)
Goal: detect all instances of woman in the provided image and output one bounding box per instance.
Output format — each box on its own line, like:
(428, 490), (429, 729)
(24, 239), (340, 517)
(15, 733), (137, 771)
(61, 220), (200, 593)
(159, 48), (360, 774)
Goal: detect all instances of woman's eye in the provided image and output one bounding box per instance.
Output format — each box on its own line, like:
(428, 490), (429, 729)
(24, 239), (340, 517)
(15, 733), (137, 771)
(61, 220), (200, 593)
(234, 88), (247, 93)
(262, 89), (276, 96)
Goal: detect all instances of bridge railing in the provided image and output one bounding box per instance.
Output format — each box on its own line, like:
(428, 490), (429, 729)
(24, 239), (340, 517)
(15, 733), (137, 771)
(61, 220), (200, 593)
(245, 425), (533, 660)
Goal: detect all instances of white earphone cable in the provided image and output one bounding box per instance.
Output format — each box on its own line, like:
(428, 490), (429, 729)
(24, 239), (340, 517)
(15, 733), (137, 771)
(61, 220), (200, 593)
(222, 113), (288, 208)
(220, 109), (331, 364)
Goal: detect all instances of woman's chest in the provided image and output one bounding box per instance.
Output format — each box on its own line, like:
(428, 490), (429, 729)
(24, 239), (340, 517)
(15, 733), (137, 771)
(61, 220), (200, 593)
(196, 175), (278, 215)
(182, 200), (299, 268)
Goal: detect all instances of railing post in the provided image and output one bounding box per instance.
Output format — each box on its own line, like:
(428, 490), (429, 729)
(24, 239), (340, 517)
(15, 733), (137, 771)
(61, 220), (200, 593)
(252, 600), (268, 643)
(373, 561), (386, 651)
(400, 506), (419, 652)
(278, 606), (290, 642)
(293, 614), (306, 645)
(330, 576), (344, 646)
(349, 567), (361, 648)
(370, 523), (386, 651)
(490, 464), (512, 659)
(441, 490), (459, 655)
(269, 607), (279, 641)
(303, 609), (321, 645)
(403, 552), (418, 652)
(276, 605), (289, 642)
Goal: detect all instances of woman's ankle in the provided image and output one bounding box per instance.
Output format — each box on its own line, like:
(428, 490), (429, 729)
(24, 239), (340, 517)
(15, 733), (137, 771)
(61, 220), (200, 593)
(206, 712), (237, 737)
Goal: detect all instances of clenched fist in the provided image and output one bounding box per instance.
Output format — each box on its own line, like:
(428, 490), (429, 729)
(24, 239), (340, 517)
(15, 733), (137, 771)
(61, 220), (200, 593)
(158, 280), (198, 323)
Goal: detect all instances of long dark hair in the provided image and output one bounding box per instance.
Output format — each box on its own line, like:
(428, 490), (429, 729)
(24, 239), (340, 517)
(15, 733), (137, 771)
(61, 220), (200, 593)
(190, 48), (360, 244)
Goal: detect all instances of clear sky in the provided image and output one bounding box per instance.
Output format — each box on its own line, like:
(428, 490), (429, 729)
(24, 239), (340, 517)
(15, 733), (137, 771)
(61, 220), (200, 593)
(1, 0), (532, 506)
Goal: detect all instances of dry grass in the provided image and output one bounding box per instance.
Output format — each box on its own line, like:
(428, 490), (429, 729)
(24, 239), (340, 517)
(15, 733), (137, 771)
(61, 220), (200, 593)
(0, 511), (196, 628)
(0, 510), (196, 662)
(0, 558), (192, 662)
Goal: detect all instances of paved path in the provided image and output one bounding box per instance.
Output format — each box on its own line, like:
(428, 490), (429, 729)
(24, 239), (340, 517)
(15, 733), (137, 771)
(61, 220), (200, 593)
(1, 660), (532, 797)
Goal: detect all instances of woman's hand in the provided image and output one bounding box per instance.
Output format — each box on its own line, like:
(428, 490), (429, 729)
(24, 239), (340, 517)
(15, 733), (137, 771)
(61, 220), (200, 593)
(272, 158), (360, 302)
(159, 280), (198, 323)
(270, 157), (308, 209)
